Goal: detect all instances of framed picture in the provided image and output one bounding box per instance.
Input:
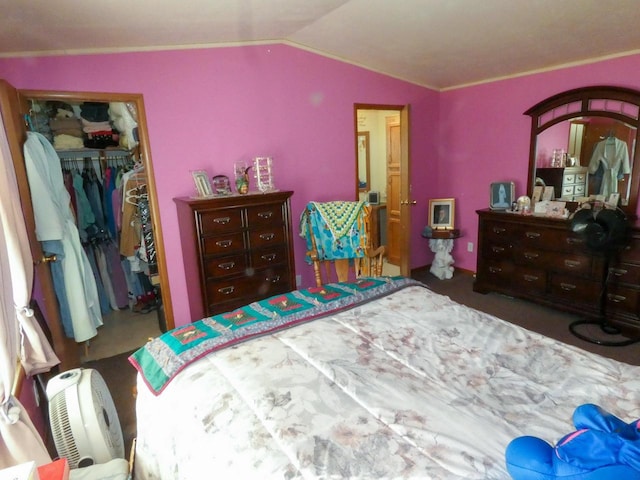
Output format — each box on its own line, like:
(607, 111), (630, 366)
(489, 182), (514, 210)
(607, 192), (620, 208)
(191, 170), (213, 197)
(542, 186), (555, 201)
(532, 185), (544, 204)
(429, 198), (455, 229)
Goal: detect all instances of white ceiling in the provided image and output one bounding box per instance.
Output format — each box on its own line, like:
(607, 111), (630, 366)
(3, 0), (640, 90)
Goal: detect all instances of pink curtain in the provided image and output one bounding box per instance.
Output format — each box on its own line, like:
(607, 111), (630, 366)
(0, 112), (60, 467)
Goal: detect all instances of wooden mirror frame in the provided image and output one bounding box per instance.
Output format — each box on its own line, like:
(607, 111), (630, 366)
(525, 85), (640, 218)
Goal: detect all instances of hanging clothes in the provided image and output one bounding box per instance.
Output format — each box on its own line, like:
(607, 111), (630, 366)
(588, 136), (631, 196)
(23, 132), (103, 343)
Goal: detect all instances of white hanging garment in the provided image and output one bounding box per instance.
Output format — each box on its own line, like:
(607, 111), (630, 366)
(23, 132), (103, 342)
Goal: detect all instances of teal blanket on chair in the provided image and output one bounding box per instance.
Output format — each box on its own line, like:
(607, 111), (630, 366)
(300, 201), (367, 262)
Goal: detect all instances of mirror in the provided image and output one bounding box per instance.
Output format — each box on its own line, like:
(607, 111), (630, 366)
(357, 131), (370, 192)
(526, 86), (640, 216)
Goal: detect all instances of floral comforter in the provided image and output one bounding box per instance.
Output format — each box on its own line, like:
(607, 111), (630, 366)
(134, 283), (640, 479)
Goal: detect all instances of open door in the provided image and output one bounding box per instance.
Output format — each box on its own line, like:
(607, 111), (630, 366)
(0, 79), (173, 367)
(355, 104), (412, 276)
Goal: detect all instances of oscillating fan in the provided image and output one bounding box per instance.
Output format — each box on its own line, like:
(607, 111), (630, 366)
(569, 204), (638, 346)
(46, 368), (125, 469)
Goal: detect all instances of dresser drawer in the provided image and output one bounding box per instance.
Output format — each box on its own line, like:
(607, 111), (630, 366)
(203, 253), (248, 278)
(251, 246), (288, 268)
(549, 273), (601, 304)
(202, 231), (245, 255)
(606, 283), (640, 317)
(518, 227), (586, 253)
(511, 266), (547, 293)
(249, 226), (285, 249)
(615, 239), (640, 264)
(483, 221), (518, 244)
(609, 262), (640, 285)
(206, 275), (254, 304)
(199, 209), (243, 234)
(478, 260), (518, 286)
(247, 204), (284, 226)
(252, 264), (291, 297)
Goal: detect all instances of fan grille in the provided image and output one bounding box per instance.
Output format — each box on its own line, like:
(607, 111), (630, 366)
(49, 390), (81, 467)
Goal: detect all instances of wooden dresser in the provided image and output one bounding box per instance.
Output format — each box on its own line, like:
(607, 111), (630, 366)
(475, 209), (640, 334)
(606, 224), (640, 335)
(474, 209), (606, 319)
(175, 191), (295, 320)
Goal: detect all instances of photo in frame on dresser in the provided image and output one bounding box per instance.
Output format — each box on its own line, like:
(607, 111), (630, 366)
(191, 170), (213, 197)
(489, 182), (514, 210)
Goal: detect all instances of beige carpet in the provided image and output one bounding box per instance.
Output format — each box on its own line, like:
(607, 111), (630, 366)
(81, 308), (162, 362)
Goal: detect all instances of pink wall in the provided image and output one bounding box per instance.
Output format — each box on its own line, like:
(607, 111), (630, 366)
(0, 44), (439, 325)
(438, 52), (640, 273)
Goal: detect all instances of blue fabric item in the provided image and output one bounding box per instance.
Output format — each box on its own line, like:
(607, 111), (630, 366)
(84, 244), (112, 315)
(41, 240), (74, 338)
(505, 404), (640, 480)
(300, 201), (367, 263)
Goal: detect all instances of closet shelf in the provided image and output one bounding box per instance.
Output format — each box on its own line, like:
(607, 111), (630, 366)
(55, 147), (134, 160)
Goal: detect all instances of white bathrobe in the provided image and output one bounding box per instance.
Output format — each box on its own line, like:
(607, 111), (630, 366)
(23, 132), (102, 342)
(588, 137), (631, 196)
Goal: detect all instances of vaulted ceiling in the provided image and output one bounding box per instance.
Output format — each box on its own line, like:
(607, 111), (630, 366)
(3, 0), (640, 90)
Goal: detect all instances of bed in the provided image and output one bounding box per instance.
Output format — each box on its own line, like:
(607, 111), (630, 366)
(129, 276), (640, 479)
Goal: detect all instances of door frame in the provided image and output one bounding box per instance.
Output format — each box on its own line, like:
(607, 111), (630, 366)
(354, 104), (411, 276)
(1, 83), (173, 366)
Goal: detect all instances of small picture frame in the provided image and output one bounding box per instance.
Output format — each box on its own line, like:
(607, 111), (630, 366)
(542, 186), (555, 201)
(532, 185), (544, 204)
(607, 192), (620, 208)
(429, 198), (455, 229)
(489, 182), (514, 210)
(192, 170), (213, 197)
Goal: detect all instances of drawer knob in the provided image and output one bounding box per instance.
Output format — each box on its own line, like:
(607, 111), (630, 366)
(524, 252), (539, 260)
(489, 266), (502, 273)
(215, 240), (233, 248)
(607, 294), (627, 303)
(213, 217), (230, 225)
(523, 274), (539, 282)
(525, 231), (541, 239)
(258, 211), (273, 219)
(491, 246), (505, 253)
(609, 268), (628, 276)
(260, 233), (275, 241)
(566, 237), (583, 245)
(492, 227), (506, 234)
(218, 286), (235, 295)
(266, 275), (281, 283)
(261, 253), (277, 262)
(218, 261), (235, 270)
(564, 260), (581, 268)
(560, 283), (576, 291)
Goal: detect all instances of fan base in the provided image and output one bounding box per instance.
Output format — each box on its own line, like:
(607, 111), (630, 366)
(569, 319), (640, 347)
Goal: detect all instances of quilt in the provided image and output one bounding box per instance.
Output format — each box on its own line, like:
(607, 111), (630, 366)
(133, 281), (640, 479)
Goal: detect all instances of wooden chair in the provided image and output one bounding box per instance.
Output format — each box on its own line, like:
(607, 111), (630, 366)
(302, 202), (386, 287)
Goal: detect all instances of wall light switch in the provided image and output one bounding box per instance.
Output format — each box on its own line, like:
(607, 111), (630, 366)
(467, 242), (474, 252)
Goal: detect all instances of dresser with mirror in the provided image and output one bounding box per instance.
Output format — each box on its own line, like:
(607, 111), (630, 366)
(474, 86), (640, 335)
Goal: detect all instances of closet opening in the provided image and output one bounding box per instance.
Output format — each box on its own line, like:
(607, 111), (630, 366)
(16, 92), (170, 364)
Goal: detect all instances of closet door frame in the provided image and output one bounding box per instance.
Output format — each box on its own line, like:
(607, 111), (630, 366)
(1, 82), (173, 368)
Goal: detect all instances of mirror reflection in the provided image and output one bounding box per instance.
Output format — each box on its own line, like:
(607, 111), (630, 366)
(357, 131), (370, 192)
(535, 117), (636, 206)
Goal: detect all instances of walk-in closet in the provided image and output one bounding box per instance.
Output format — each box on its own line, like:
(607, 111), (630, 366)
(25, 98), (162, 361)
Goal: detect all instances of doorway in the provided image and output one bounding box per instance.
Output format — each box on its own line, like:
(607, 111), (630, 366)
(0, 81), (172, 367)
(354, 104), (411, 277)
